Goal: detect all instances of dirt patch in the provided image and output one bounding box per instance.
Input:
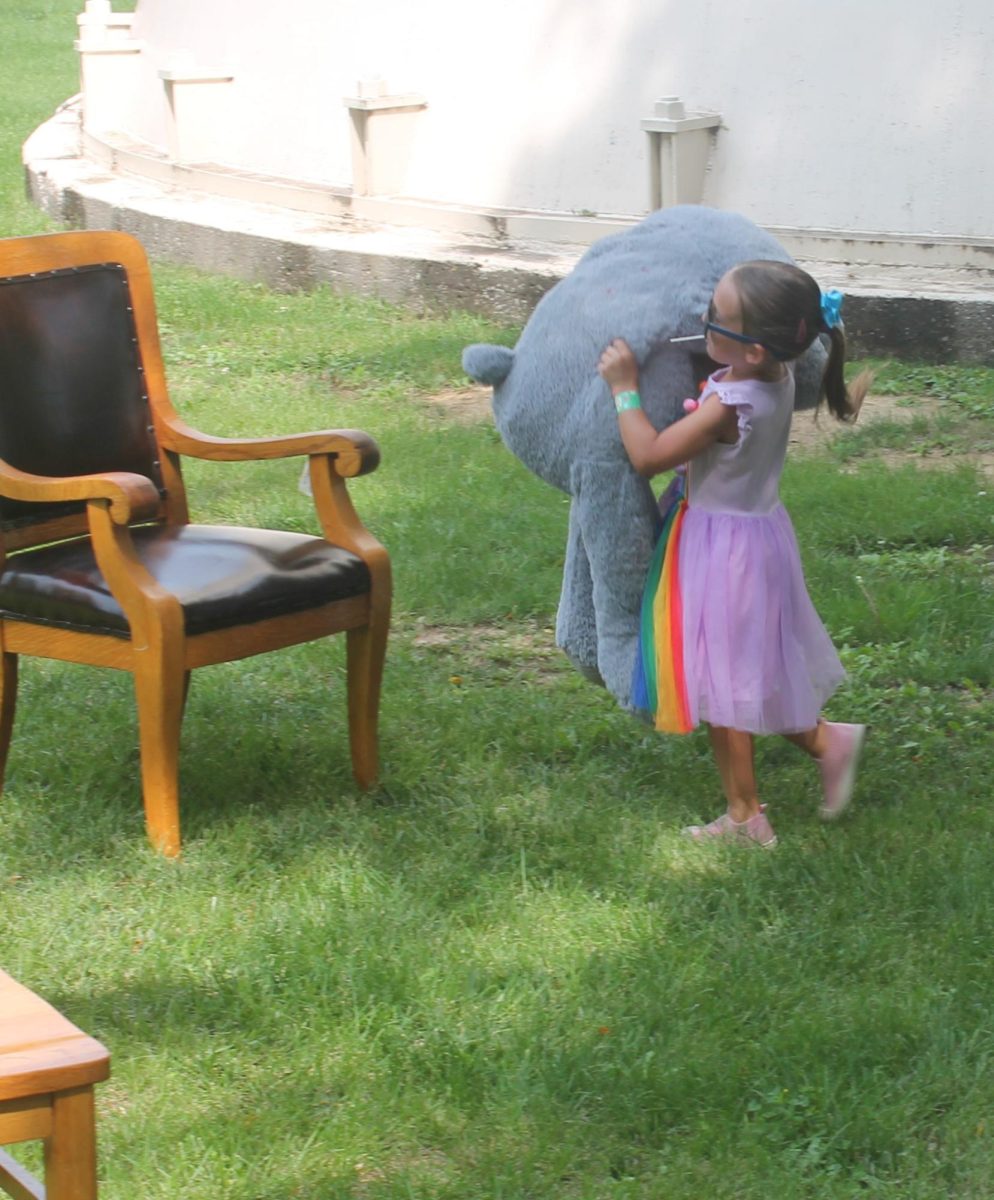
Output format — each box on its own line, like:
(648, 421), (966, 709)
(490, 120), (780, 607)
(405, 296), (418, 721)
(787, 392), (932, 454)
(790, 392), (994, 477)
(426, 386), (932, 442)
(425, 385), (994, 475)
(407, 618), (566, 684)
(424, 384), (493, 423)
(411, 619), (553, 653)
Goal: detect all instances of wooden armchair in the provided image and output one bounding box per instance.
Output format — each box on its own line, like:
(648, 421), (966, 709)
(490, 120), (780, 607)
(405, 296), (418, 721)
(0, 230), (390, 856)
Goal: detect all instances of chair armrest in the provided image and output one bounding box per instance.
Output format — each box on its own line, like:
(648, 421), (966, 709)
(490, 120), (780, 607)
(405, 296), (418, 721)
(0, 460), (161, 524)
(157, 414), (380, 477)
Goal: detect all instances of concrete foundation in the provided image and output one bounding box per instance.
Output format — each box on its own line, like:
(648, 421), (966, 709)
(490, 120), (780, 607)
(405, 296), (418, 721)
(23, 103), (994, 364)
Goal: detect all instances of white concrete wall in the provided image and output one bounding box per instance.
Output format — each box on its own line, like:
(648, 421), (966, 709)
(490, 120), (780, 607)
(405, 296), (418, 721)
(113, 0), (991, 240)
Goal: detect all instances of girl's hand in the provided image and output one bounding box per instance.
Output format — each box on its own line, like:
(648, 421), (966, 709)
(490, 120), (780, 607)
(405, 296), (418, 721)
(597, 338), (640, 393)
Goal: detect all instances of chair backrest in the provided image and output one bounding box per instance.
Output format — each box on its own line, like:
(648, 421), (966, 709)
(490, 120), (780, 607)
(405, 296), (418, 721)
(0, 232), (173, 548)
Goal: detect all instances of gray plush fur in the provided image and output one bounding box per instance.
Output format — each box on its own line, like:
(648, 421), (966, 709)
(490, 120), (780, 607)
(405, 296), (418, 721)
(463, 206), (826, 711)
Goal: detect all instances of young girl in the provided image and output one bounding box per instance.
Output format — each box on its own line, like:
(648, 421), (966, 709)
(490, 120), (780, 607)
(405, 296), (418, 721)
(597, 260), (871, 847)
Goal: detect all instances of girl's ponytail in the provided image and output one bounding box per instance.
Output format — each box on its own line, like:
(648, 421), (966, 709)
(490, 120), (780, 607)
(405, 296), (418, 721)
(821, 325), (872, 422)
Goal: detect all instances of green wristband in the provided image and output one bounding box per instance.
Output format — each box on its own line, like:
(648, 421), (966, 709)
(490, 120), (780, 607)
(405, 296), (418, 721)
(614, 390), (642, 413)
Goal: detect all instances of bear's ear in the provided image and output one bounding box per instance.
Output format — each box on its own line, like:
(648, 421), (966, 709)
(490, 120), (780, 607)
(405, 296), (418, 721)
(463, 344), (515, 385)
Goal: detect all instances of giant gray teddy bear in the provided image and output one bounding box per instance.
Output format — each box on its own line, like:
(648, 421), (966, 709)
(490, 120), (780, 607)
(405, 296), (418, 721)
(462, 205), (826, 713)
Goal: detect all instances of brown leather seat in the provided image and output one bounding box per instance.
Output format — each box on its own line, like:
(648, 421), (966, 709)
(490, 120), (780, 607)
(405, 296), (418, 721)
(0, 230), (391, 855)
(0, 525), (370, 637)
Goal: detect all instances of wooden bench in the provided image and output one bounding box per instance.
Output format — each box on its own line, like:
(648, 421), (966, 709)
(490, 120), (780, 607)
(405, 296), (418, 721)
(0, 969), (110, 1200)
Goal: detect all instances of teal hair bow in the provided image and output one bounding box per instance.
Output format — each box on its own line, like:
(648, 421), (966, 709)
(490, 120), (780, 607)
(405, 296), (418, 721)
(820, 289), (844, 330)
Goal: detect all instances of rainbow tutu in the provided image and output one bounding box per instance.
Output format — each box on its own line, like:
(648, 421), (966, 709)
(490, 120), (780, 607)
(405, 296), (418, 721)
(631, 477), (694, 733)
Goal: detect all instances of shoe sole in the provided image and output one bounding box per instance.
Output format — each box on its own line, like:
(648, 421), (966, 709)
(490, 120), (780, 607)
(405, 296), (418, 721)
(819, 724), (866, 821)
(683, 827), (778, 848)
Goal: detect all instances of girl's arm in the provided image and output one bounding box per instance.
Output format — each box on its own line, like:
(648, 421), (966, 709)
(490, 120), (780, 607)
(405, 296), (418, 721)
(620, 392), (736, 477)
(597, 338), (737, 477)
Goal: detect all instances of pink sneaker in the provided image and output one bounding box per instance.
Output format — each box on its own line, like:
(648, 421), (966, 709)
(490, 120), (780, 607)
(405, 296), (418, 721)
(818, 722), (866, 820)
(684, 805), (778, 848)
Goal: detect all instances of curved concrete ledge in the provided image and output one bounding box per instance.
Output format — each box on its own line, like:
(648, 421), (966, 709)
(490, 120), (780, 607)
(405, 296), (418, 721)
(79, 125), (638, 246)
(26, 105), (583, 325)
(23, 103), (994, 363)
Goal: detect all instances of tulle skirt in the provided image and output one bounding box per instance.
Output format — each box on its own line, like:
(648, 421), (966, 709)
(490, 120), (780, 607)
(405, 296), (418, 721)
(633, 485), (845, 735)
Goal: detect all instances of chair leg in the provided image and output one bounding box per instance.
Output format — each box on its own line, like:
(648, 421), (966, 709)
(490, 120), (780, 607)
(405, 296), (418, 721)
(346, 615), (388, 790)
(133, 650), (186, 857)
(0, 652), (17, 795)
(44, 1085), (98, 1200)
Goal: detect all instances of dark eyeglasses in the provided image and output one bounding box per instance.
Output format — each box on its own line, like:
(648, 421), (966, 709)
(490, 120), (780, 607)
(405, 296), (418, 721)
(704, 300), (764, 347)
(704, 301), (791, 359)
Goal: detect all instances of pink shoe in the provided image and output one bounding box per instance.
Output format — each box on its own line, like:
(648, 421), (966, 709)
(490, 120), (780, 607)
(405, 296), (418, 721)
(818, 722), (866, 820)
(684, 805), (778, 848)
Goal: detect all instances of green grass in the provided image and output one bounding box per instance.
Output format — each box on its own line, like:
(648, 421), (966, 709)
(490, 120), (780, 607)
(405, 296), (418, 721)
(1, 0), (89, 234)
(3, 6), (994, 1198)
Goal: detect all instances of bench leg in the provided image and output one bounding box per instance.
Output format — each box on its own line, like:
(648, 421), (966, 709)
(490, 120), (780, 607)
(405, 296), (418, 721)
(45, 1086), (98, 1200)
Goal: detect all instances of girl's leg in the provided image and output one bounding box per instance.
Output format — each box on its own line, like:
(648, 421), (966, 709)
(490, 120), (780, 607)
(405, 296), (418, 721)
(707, 724), (760, 823)
(783, 719), (866, 819)
(782, 720), (829, 760)
(686, 725), (777, 846)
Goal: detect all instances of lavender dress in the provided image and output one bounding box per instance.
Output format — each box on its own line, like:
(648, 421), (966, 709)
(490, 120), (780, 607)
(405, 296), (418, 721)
(677, 368), (845, 734)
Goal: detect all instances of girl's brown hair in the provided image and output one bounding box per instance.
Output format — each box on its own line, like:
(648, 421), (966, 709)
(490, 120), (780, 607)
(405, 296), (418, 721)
(730, 260), (871, 422)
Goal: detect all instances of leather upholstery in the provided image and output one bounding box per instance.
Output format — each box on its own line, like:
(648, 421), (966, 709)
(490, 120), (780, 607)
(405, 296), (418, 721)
(0, 525), (370, 637)
(0, 264), (162, 529)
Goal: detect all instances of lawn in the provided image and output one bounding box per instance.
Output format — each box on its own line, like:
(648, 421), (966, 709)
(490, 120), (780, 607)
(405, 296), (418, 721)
(2, 4), (994, 1198)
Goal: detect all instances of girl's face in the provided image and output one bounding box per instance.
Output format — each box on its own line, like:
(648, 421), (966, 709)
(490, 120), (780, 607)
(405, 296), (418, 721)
(703, 271), (753, 367)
